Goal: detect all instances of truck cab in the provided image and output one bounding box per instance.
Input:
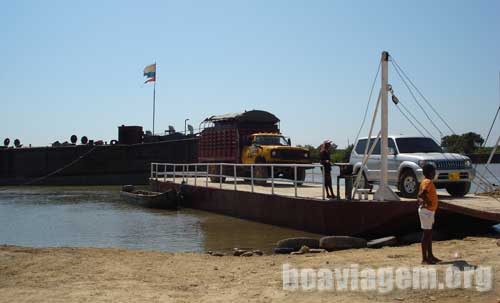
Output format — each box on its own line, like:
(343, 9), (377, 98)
(242, 133), (310, 165)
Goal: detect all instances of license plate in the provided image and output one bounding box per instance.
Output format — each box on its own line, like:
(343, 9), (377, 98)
(449, 172), (460, 180)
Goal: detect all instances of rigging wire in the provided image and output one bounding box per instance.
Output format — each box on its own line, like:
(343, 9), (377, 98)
(392, 92), (495, 193)
(393, 104), (427, 138)
(390, 60), (443, 139)
(389, 56), (500, 195)
(354, 62), (381, 144)
(393, 60), (499, 186)
(394, 98), (440, 142)
(391, 57), (456, 134)
(483, 106), (500, 148)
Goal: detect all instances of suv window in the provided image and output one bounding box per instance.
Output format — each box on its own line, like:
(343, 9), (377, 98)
(355, 139), (367, 154)
(395, 137), (442, 153)
(355, 138), (397, 155)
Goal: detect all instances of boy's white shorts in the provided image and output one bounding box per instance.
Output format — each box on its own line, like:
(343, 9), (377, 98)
(418, 207), (435, 230)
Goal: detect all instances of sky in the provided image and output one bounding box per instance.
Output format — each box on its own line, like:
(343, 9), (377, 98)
(1, 0), (500, 148)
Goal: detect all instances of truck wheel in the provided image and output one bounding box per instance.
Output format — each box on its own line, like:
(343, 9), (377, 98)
(446, 182), (471, 197)
(398, 169), (418, 198)
(296, 168), (306, 186)
(254, 157), (268, 186)
(208, 165), (226, 183)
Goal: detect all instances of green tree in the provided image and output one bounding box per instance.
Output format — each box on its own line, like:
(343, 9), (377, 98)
(461, 132), (484, 154)
(441, 132), (484, 154)
(331, 144), (354, 163)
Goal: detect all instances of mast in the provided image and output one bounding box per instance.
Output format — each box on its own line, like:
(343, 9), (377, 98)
(152, 62), (156, 135)
(374, 51), (400, 202)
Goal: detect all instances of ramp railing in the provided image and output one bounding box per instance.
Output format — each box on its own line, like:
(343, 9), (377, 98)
(151, 162), (326, 200)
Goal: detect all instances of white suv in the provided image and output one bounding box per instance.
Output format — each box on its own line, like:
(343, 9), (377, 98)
(349, 136), (475, 198)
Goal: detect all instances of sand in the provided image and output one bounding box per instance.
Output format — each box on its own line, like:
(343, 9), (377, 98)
(1, 237), (500, 303)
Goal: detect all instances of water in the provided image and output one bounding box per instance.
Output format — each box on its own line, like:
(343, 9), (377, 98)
(1, 164), (499, 252)
(0, 186), (321, 253)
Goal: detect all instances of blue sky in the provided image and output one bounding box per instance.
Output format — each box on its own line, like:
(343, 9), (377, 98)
(1, 0), (499, 148)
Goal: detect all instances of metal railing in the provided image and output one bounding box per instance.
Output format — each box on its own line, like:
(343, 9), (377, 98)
(151, 162), (326, 200)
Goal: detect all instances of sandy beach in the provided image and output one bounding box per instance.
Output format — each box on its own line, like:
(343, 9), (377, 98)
(1, 236), (500, 303)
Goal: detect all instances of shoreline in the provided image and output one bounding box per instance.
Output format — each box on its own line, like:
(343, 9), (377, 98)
(1, 236), (500, 302)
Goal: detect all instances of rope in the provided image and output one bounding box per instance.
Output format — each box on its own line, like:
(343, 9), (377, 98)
(394, 104), (428, 138)
(354, 62), (381, 144)
(395, 99), (440, 142)
(391, 60), (443, 139)
(483, 106), (500, 148)
(388, 57), (500, 197)
(0, 146), (98, 191)
(391, 57), (456, 134)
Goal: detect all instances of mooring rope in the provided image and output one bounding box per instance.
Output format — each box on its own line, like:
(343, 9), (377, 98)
(0, 146), (98, 191)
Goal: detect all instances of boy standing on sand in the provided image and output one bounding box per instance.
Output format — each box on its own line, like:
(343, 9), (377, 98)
(417, 164), (442, 265)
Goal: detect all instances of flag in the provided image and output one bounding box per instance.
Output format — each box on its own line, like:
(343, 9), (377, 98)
(143, 63), (156, 83)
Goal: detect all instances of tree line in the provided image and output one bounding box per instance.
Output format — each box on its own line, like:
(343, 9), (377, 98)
(300, 132), (496, 163)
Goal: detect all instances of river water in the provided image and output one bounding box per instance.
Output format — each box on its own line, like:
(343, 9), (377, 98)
(0, 186), (321, 253)
(1, 164), (499, 253)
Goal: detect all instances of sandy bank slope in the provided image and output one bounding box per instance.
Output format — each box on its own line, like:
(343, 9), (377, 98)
(1, 237), (500, 303)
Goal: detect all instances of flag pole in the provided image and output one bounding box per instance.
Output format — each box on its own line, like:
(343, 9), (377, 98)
(152, 62), (156, 135)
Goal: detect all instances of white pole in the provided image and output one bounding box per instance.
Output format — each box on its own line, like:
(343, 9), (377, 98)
(294, 166), (298, 197)
(271, 165), (274, 195)
(220, 164), (223, 189)
(374, 51), (400, 202)
(234, 164), (237, 191)
(251, 165), (254, 193)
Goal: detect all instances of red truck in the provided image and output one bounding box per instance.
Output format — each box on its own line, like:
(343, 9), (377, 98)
(198, 110), (312, 184)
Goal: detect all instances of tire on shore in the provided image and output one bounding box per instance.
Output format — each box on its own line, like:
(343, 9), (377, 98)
(273, 247), (295, 254)
(276, 237), (320, 251)
(366, 236), (398, 249)
(319, 236), (367, 251)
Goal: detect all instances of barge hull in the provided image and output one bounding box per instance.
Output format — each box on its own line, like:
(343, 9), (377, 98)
(151, 180), (499, 238)
(0, 138), (198, 186)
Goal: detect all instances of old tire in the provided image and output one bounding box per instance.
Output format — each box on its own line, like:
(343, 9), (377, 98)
(273, 247), (295, 254)
(367, 236), (398, 249)
(446, 182), (471, 197)
(319, 236), (367, 251)
(296, 168), (306, 186)
(398, 169), (419, 198)
(276, 237), (320, 251)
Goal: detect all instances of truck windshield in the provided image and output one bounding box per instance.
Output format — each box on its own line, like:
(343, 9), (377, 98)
(255, 136), (289, 146)
(395, 137), (443, 153)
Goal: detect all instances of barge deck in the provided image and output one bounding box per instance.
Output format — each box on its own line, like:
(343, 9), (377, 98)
(149, 163), (500, 238)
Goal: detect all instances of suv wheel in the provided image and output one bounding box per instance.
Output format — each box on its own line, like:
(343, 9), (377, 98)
(446, 182), (471, 197)
(354, 170), (371, 190)
(399, 170), (419, 198)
